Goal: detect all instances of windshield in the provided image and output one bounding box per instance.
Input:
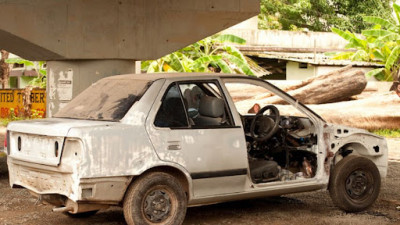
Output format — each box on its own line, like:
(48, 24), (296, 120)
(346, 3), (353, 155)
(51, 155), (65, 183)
(55, 77), (151, 121)
(222, 76), (326, 122)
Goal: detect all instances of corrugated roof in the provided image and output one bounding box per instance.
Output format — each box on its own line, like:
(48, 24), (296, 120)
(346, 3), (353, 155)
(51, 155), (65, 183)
(246, 52), (384, 67)
(105, 72), (248, 81)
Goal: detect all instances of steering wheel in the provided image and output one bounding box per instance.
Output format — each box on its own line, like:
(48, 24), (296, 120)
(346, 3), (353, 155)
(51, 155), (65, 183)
(250, 105), (280, 142)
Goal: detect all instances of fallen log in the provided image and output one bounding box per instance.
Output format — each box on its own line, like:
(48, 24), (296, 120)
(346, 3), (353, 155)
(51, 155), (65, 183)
(259, 67), (367, 104)
(255, 65), (354, 99)
(274, 92), (400, 130)
(236, 92), (400, 130)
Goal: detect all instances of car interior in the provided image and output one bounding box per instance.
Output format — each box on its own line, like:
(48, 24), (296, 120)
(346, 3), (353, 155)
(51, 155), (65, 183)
(155, 82), (233, 128)
(224, 82), (319, 184)
(155, 81), (319, 184)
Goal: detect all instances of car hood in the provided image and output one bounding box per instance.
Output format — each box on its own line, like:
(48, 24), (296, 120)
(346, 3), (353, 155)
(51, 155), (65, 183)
(325, 123), (384, 139)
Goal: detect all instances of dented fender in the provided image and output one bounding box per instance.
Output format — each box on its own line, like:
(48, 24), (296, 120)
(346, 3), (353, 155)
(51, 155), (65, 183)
(324, 124), (388, 178)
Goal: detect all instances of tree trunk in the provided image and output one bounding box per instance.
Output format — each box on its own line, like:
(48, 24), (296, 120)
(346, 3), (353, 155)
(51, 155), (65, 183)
(258, 66), (367, 104)
(273, 92), (400, 130)
(0, 50), (10, 89)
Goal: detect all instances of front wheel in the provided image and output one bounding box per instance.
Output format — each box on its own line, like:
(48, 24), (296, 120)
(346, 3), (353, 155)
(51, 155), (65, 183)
(329, 155), (381, 212)
(123, 172), (187, 225)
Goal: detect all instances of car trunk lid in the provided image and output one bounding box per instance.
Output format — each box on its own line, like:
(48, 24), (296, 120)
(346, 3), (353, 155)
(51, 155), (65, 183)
(7, 118), (115, 166)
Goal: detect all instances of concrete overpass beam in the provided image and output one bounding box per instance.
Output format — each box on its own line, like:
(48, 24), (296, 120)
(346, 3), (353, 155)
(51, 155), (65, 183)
(0, 0), (259, 61)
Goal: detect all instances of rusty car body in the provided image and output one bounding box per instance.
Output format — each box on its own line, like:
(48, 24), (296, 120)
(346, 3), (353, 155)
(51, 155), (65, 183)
(6, 73), (387, 224)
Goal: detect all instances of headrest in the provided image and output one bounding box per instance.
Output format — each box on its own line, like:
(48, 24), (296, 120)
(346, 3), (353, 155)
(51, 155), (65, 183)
(198, 96), (224, 118)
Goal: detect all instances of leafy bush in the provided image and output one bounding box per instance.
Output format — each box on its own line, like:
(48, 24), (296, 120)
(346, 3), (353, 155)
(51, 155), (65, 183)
(330, 3), (400, 81)
(0, 108), (44, 127)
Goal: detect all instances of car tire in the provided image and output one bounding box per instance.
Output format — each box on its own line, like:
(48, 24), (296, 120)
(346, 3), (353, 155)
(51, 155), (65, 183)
(329, 155), (381, 212)
(123, 172), (187, 225)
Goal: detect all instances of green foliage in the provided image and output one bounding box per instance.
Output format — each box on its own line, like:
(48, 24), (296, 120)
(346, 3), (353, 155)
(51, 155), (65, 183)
(0, 108), (44, 127)
(330, 3), (400, 81)
(142, 34), (255, 76)
(5, 58), (46, 88)
(259, 0), (394, 33)
(371, 129), (400, 138)
(0, 118), (11, 127)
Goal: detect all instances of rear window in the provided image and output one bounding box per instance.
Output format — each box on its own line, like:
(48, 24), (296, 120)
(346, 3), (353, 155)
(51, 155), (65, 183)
(54, 78), (151, 121)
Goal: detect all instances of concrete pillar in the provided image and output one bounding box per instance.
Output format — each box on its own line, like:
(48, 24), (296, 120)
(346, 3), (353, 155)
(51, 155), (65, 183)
(46, 60), (135, 117)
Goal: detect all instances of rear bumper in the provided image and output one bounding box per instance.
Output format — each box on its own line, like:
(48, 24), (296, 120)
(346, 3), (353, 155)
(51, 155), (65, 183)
(8, 157), (132, 212)
(8, 157), (77, 200)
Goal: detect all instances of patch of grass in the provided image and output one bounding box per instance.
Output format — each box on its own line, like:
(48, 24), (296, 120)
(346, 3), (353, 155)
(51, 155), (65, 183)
(371, 129), (400, 138)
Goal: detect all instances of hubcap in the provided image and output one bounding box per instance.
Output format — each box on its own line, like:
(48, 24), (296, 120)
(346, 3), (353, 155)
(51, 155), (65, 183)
(143, 189), (172, 223)
(345, 170), (370, 199)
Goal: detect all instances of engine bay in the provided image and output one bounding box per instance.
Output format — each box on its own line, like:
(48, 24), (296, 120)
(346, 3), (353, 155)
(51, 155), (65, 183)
(243, 115), (318, 184)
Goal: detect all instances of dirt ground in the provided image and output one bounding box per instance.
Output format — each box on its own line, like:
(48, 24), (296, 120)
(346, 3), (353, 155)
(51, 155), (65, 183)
(0, 126), (400, 225)
(0, 158), (399, 224)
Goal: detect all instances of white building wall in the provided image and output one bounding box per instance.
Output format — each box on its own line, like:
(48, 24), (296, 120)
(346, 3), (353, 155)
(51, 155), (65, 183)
(316, 66), (378, 81)
(222, 29), (348, 50)
(286, 63), (380, 81)
(286, 62), (316, 80)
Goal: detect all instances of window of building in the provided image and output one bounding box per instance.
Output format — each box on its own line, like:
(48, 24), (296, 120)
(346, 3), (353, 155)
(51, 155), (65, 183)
(299, 63), (308, 69)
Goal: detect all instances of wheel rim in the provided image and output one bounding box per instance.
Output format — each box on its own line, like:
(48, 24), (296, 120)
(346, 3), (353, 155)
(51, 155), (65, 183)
(345, 170), (372, 200)
(143, 188), (172, 223)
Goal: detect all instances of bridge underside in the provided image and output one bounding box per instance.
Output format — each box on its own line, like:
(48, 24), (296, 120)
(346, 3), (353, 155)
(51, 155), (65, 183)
(0, 0), (259, 115)
(0, 0), (259, 61)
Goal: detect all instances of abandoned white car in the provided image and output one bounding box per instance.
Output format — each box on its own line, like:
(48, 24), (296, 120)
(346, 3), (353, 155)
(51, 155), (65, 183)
(6, 74), (387, 225)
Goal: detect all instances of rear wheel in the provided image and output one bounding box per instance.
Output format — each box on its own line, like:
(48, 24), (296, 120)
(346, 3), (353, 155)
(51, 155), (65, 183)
(123, 172), (187, 225)
(329, 155), (381, 212)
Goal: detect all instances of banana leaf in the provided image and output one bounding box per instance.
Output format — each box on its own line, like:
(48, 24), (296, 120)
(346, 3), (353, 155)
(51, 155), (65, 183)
(141, 60), (152, 71)
(38, 69), (47, 76)
(222, 53), (254, 76)
(385, 45), (400, 71)
(393, 4), (400, 25)
(362, 29), (393, 38)
(351, 50), (368, 61)
(365, 68), (385, 78)
(363, 16), (398, 32)
(331, 27), (354, 42)
(324, 52), (338, 56)
(215, 34), (246, 45)
(5, 58), (35, 67)
(147, 60), (161, 73)
(331, 51), (354, 60)
(372, 49), (386, 61)
(215, 59), (232, 74)
(331, 28), (366, 48)
(168, 53), (186, 72)
(378, 33), (400, 42)
(191, 55), (222, 72)
(220, 45), (247, 62)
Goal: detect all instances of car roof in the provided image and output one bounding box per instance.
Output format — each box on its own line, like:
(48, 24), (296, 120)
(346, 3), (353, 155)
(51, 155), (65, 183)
(103, 73), (248, 81)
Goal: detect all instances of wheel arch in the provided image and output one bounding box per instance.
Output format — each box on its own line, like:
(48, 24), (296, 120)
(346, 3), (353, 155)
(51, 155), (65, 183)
(332, 141), (387, 178)
(334, 142), (375, 164)
(125, 165), (192, 201)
